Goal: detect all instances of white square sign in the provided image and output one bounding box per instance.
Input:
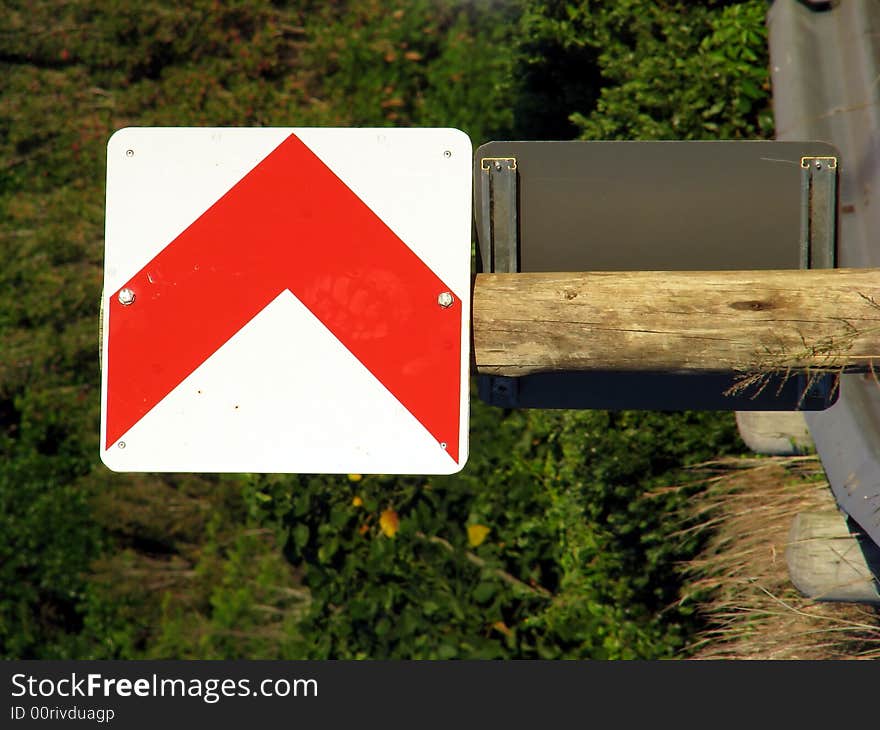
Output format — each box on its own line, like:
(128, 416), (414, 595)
(101, 128), (471, 474)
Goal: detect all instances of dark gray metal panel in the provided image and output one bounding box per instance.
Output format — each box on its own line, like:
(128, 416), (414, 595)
(769, 0), (880, 546)
(473, 140), (839, 411)
(495, 371), (834, 412)
(475, 140), (837, 272)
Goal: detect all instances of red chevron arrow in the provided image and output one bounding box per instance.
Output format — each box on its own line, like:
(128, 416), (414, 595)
(105, 133), (462, 462)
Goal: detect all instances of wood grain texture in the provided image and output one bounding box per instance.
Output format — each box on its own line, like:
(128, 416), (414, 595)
(472, 269), (880, 376)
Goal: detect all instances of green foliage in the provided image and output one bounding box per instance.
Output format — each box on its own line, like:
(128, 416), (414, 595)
(297, 0), (517, 141)
(518, 0), (773, 140)
(0, 471), (101, 658)
(64, 472), (309, 660)
(247, 404), (739, 659)
(145, 519), (310, 660)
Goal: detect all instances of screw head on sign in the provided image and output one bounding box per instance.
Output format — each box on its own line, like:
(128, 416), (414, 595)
(437, 292), (454, 308)
(494, 161), (503, 171)
(815, 161), (822, 169)
(444, 150), (452, 158)
(118, 288), (136, 306)
(125, 149), (134, 158)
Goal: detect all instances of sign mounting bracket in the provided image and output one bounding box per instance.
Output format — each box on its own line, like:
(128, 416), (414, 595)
(477, 156), (519, 408)
(800, 155), (838, 270)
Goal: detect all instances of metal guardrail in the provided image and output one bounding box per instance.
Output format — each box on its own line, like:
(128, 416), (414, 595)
(769, 0), (880, 547)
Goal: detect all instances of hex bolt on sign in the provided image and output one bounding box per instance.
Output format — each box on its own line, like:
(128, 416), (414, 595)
(118, 288), (136, 306)
(437, 292), (454, 308)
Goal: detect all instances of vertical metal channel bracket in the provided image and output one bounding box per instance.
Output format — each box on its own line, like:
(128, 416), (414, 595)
(478, 157), (519, 408)
(800, 156), (838, 269)
(479, 158), (519, 272)
(798, 155), (839, 407)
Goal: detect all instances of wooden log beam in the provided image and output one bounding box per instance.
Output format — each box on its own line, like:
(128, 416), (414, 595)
(472, 269), (880, 377)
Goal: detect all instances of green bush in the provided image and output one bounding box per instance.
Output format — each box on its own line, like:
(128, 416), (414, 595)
(517, 0), (772, 140)
(251, 407), (740, 658)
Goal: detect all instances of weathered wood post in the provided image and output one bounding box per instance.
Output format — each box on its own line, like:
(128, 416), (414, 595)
(472, 268), (880, 382)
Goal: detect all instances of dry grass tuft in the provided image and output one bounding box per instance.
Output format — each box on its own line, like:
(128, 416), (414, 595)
(672, 455), (880, 659)
(724, 290), (880, 405)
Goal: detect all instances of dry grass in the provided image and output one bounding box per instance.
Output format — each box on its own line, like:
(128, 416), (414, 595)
(672, 455), (880, 659)
(725, 290), (880, 405)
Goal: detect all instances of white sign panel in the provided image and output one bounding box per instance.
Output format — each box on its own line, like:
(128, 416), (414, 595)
(101, 127), (471, 474)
